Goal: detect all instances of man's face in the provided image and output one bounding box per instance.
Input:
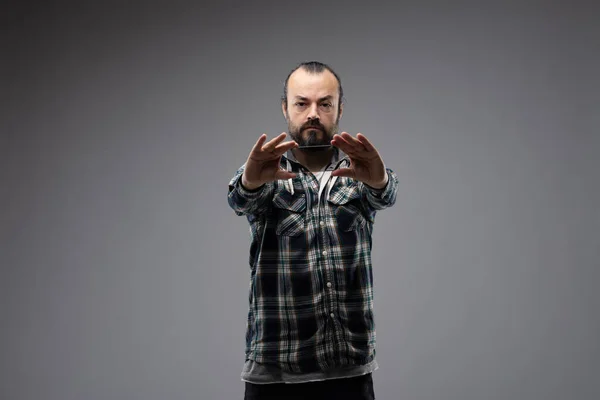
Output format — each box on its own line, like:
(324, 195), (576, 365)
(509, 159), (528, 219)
(282, 68), (343, 151)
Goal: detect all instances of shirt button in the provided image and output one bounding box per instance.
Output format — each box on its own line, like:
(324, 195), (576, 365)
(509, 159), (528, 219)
(330, 313), (335, 318)
(322, 250), (327, 256)
(327, 282), (332, 288)
(320, 221), (325, 227)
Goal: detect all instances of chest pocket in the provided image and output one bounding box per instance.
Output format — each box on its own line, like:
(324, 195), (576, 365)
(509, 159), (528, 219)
(272, 190), (307, 237)
(327, 183), (370, 232)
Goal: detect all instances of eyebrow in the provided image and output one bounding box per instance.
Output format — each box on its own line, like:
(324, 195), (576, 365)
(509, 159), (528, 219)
(294, 95), (334, 102)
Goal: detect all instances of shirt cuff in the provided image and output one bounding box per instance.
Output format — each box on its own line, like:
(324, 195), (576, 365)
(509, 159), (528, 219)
(236, 177), (268, 198)
(365, 172), (389, 195)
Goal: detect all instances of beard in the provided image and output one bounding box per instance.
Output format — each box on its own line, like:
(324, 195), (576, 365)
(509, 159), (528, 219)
(288, 118), (339, 152)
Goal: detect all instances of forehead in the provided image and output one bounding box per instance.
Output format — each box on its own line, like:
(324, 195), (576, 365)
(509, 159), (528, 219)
(287, 68), (339, 100)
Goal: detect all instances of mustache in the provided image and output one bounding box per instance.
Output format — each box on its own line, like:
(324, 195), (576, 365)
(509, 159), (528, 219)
(301, 121), (325, 131)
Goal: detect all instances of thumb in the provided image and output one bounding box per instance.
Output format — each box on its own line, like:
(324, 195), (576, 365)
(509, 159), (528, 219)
(275, 169), (297, 180)
(331, 168), (355, 179)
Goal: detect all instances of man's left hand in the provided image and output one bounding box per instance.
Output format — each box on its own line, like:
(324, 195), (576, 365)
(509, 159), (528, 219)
(330, 132), (389, 189)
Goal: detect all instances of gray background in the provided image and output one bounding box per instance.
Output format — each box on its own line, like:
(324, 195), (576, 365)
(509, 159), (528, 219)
(2, 1), (599, 399)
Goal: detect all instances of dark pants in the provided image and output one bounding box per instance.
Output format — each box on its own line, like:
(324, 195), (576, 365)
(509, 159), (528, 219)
(244, 373), (375, 400)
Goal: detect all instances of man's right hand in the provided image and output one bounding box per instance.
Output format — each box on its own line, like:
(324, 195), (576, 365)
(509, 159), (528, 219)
(241, 133), (299, 190)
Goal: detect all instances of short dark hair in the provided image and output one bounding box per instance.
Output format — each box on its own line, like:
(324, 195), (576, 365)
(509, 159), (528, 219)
(282, 61), (344, 112)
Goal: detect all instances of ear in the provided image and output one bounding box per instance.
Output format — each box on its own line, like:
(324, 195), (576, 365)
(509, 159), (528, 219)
(338, 102), (344, 120)
(281, 100), (288, 120)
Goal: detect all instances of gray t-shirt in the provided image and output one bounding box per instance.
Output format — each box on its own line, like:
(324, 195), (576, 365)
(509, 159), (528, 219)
(241, 358), (378, 384)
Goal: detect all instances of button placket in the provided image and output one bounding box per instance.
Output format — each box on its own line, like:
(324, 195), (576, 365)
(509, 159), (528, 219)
(320, 201), (337, 329)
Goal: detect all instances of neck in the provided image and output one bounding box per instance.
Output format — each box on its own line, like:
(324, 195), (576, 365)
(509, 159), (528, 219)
(291, 147), (335, 172)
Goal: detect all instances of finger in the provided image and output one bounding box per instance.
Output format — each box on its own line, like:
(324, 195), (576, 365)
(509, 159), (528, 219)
(262, 132), (288, 152)
(333, 132), (354, 146)
(274, 169), (297, 180)
(250, 133), (268, 154)
(341, 132), (367, 151)
(332, 135), (362, 157)
(331, 133), (355, 152)
(273, 140), (298, 155)
(356, 133), (376, 152)
(331, 168), (355, 179)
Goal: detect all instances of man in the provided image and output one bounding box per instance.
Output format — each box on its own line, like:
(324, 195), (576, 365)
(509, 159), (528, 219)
(227, 61), (398, 400)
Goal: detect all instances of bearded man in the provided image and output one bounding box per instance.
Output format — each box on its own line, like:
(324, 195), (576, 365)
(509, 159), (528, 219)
(228, 61), (398, 400)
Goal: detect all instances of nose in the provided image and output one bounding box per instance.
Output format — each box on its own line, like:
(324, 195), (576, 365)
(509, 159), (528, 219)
(307, 103), (319, 121)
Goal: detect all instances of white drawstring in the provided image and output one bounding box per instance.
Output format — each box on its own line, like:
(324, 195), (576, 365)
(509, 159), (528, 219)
(285, 159), (294, 195)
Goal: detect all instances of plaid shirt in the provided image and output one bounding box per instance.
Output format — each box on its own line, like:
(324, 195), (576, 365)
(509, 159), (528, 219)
(227, 148), (398, 374)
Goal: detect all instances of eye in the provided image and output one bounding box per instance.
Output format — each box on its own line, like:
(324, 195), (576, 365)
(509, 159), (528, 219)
(295, 102), (306, 107)
(321, 103), (332, 108)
